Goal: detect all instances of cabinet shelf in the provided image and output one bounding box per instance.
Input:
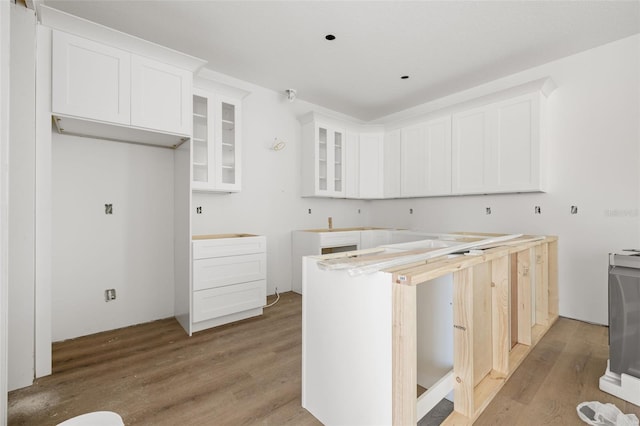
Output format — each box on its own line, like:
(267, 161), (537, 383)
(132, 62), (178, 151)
(193, 137), (207, 143)
(193, 113), (207, 119)
(193, 162), (207, 167)
(222, 119), (234, 124)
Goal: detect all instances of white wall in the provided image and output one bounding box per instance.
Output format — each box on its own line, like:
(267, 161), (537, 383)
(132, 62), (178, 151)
(191, 73), (371, 294)
(51, 134), (176, 341)
(370, 34), (640, 325)
(1, 0), (11, 420)
(7, 5), (37, 391)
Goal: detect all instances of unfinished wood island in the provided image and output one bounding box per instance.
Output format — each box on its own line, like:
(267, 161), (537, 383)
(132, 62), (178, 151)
(301, 232), (558, 425)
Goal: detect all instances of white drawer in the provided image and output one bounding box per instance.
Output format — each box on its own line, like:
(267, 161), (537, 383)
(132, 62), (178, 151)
(193, 253), (266, 291)
(193, 280), (266, 323)
(193, 235), (266, 259)
(318, 231), (361, 248)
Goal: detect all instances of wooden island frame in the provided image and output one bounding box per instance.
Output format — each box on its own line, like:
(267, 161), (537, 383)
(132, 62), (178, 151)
(391, 233), (558, 424)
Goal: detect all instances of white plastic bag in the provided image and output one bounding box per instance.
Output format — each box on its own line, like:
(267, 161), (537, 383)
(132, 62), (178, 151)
(577, 401), (639, 426)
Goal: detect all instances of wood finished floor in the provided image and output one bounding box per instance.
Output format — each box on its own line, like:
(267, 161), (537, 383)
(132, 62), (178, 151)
(8, 292), (640, 425)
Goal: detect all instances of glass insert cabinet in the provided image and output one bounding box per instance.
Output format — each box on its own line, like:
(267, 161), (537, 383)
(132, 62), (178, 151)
(192, 88), (242, 192)
(300, 112), (346, 198)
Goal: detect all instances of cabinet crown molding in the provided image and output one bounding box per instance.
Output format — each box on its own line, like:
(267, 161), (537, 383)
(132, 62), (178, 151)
(39, 5), (207, 72)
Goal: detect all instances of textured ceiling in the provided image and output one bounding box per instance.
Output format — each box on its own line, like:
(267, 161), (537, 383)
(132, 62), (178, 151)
(41, 1), (640, 121)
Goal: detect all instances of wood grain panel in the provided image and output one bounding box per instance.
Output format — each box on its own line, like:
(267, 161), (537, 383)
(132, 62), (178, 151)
(453, 268), (475, 417)
(473, 262), (493, 387)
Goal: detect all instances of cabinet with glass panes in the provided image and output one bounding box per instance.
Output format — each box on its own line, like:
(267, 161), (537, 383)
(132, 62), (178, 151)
(192, 88), (241, 192)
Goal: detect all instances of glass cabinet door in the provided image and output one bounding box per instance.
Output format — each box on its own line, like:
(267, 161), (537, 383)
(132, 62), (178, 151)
(192, 94), (210, 186)
(192, 90), (241, 192)
(318, 127), (328, 191)
(220, 102), (236, 185)
(333, 130), (343, 192)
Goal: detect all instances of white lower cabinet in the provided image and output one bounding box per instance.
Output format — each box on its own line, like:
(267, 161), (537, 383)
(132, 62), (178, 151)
(193, 281), (266, 323)
(183, 234), (266, 335)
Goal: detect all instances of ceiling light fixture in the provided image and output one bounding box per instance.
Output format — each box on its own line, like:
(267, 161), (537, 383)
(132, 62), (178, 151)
(285, 88), (297, 102)
(325, 34), (336, 41)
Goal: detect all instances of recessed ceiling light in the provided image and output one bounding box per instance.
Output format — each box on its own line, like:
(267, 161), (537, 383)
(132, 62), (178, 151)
(401, 75), (409, 79)
(325, 34), (336, 41)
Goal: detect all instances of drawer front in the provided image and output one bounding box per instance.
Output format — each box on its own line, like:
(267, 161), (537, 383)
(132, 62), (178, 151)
(193, 236), (266, 259)
(193, 280), (266, 323)
(193, 253), (266, 291)
(319, 231), (360, 248)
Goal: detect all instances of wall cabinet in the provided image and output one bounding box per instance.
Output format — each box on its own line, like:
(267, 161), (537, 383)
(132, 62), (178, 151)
(400, 116), (452, 197)
(183, 234), (266, 335)
(300, 78), (554, 200)
(52, 30), (192, 142)
(452, 92), (544, 194)
(192, 88), (242, 192)
(301, 115), (346, 197)
(345, 132), (386, 199)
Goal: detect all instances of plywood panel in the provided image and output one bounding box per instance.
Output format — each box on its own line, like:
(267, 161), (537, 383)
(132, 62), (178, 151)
(453, 269), (474, 417)
(517, 249), (532, 346)
(535, 244), (549, 327)
(491, 256), (510, 375)
(392, 283), (417, 426)
(473, 263), (493, 386)
(510, 253), (518, 348)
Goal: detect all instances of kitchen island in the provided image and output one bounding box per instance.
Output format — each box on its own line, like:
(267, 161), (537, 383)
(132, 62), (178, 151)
(301, 232), (558, 425)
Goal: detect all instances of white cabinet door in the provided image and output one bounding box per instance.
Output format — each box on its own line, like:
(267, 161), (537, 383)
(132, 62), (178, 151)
(493, 93), (541, 192)
(359, 133), (384, 199)
(192, 90), (215, 191)
(452, 93), (542, 194)
(345, 132), (360, 199)
(191, 89), (242, 192)
(401, 124), (426, 197)
(303, 122), (346, 198)
(383, 129), (402, 198)
(214, 95), (242, 192)
(452, 105), (493, 194)
(52, 31), (130, 125)
(131, 55), (192, 135)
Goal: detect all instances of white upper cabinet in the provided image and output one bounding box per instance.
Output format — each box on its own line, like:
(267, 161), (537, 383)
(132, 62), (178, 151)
(383, 129), (402, 198)
(301, 114), (346, 198)
(400, 116), (452, 197)
(345, 132), (385, 199)
(452, 90), (546, 194)
(52, 31), (131, 125)
(493, 94), (542, 192)
(358, 133), (385, 199)
(51, 30), (194, 143)
(192, 88), (242, 192)
(131, 55), (192, 135)
(452, 105), (492, 194)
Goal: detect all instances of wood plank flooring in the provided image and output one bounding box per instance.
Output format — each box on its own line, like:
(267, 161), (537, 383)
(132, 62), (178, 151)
(8, 292), (640, 425)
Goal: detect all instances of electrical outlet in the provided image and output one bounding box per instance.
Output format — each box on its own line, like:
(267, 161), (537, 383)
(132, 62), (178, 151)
(105, 289), (116, 302)
(409, 208), (413, 214)
(105, 204), (113, 215)
(308, 208), (312, 214)
(571, 205), (578, 214)
(534, 206), (542, 214)
(486, 207), (492, 215)
(196, 206), (202, 214)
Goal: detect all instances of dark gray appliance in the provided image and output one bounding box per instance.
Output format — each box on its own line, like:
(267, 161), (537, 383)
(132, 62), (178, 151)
(599, 250), (640, 405)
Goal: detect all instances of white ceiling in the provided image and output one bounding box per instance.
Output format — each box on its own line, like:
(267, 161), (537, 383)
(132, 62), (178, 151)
(40, 1), (640, 121)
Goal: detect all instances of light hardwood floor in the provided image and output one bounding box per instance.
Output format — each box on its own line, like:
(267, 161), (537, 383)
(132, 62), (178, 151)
(8, 292), (640, 425)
